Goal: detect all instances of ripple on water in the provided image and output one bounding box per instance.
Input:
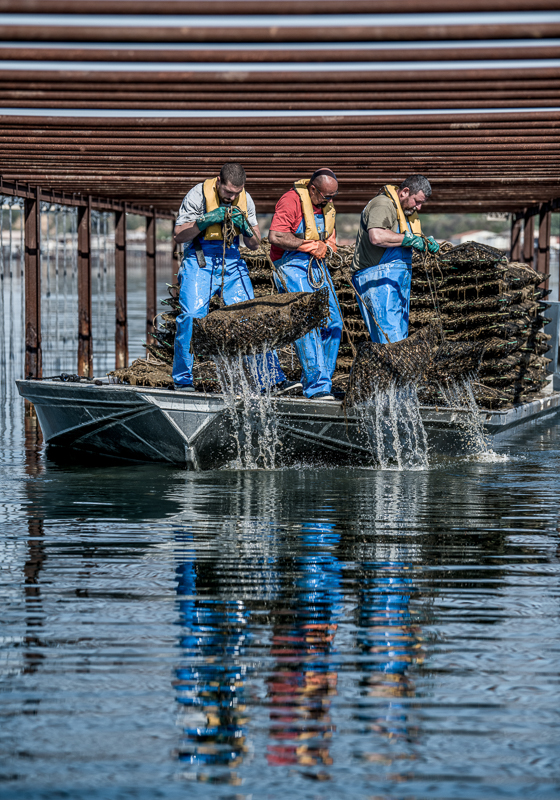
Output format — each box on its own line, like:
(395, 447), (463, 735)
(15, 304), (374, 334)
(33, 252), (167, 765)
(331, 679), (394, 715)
(1, 392), (560, 799)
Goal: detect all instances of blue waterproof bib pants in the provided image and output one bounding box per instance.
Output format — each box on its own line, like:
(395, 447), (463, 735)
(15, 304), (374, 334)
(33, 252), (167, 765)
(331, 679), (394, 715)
(172, 240), (286, 387)
(273, 214), (342, 398)
(352, 218), (413, 344)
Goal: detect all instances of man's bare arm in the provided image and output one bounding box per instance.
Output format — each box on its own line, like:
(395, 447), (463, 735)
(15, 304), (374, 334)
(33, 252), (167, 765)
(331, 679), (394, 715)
(243, 224), (262, 251)
(174, 221), (200, 244)
(269, 229), (303, 252)
(368, 227), (405, 247)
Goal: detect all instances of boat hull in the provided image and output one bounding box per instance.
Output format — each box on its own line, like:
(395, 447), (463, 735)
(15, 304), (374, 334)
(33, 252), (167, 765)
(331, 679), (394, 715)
(16, 380), (560, 469)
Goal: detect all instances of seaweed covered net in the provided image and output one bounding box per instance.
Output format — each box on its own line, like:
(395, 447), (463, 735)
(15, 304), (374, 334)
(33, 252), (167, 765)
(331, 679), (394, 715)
(345, 329), (435, 403)
(108, 357), (173, 388)
(409, 242), (551, 408)
(345, 328), (485, 407)
(438, 240), (508, 267)
(191, 288), (329, 357)
(109, 237), (550, 413)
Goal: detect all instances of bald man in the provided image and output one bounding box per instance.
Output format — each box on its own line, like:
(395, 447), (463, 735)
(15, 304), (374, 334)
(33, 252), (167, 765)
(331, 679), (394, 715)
(268, 169), (343, 401)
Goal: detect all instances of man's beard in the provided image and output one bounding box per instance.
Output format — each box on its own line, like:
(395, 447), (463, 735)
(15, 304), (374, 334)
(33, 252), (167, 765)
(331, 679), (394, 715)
(404, 207), (415, 216)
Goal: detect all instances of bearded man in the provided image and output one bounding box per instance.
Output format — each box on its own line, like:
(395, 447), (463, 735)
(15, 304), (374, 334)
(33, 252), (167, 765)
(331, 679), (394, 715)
(172, 162), (292, 393)
(351, 175), (440, 343)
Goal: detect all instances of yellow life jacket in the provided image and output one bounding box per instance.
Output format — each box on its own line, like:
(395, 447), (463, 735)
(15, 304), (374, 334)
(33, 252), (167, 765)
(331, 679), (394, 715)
(202, 177), (248, 241)
(293, 178), (336, 241)
(382, 184), (422, 235)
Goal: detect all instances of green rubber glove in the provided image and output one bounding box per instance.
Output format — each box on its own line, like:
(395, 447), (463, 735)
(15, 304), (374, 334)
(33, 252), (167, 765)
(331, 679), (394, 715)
(402, 232), (425, 252)
(426, 235), (440, 254)
(230, 207), (254, 238)
(197, 205), (227, 231)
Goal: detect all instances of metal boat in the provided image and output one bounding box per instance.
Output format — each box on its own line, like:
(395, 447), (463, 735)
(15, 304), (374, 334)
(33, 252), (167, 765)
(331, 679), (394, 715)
(15, 379), (560, 469)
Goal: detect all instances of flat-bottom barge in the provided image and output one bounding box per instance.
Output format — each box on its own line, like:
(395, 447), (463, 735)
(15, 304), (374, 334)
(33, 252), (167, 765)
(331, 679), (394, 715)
(16, 380), (560, 470)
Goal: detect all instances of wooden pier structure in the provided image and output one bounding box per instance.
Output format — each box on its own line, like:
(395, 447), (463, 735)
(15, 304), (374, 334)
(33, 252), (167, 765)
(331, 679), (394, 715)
(0, 0), (558, 379)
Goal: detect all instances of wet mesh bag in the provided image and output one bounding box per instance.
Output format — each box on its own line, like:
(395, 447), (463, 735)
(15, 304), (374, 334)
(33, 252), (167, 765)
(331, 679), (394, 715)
(108, 358), (173, 387)
(191, 288), (329, 357)
(345, 328), (435, 404)
(439, 240), (508, 267)
(424, 340), (485, 385)
(345, 328), (484, 406)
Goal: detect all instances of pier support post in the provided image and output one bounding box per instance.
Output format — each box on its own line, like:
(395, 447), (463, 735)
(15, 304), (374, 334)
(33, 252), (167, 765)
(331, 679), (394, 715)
(115, 207), (128, 369)
(146, 210), (157, 346)
(537, 202), (551, 292)
(77, 197), (93, 378)
(522, 209), (535, 268)
(24, 186), (41, 379)
(510, 214), (522, 262)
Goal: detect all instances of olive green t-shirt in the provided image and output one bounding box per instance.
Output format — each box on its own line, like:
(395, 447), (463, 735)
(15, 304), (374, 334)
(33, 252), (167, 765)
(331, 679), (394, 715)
(351, 194), (399, 273)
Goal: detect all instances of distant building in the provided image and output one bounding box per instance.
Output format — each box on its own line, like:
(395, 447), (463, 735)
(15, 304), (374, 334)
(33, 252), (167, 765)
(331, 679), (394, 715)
(448, 229), (510, 251)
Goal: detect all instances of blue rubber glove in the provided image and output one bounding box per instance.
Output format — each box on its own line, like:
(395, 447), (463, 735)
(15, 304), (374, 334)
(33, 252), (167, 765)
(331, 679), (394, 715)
(426, 235), (440, 254)
(402, 232), (425, 252)
(197, 206), (227, 231)
(230, 207), (254, 238)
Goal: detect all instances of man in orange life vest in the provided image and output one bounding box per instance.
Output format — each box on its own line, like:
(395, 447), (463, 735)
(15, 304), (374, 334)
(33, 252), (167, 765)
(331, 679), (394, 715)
(172, 162), (293, 392)
(269, 168), (343, 401)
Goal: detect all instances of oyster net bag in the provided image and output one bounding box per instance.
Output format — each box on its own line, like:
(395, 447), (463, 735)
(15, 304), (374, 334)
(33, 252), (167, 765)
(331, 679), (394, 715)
(108, 358), (173, 387)
(345, 328), (485, 407)
(191, 288), (329, 357)
(345, 328), (435, 404)
(438, 241), (508, 267)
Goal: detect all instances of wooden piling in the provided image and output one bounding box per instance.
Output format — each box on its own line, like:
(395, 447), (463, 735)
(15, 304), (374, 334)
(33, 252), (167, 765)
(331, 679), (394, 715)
(115, 207), (128, 369)
(146, 210), (157, 346)
(537, 201), (551, 291)
(24, 186), (41, 380)
(510, 214), (522, 262)
(77, 196), (93, 377)
(522, 209), (535, 268)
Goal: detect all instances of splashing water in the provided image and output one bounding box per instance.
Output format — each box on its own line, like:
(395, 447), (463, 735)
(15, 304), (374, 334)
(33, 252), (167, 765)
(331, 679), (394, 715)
(438, 377), (500, 459)
(354, 383), (430, 470)
(213, 346), (281, 470)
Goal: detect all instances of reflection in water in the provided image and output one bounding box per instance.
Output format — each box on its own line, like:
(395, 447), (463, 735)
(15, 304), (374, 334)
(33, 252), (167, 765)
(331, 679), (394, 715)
(174, 530), (251, 785)
(267, 518), (343, 777)
(3, 410), (560, 798)
(356, 560), (421, 745)
(23, 414), (46, 675)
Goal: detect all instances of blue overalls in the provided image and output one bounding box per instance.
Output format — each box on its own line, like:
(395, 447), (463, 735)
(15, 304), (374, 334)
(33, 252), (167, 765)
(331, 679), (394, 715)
(352, 216), (413, 344)
(172, 237), (286, 387)
(273, 214), (342, 398)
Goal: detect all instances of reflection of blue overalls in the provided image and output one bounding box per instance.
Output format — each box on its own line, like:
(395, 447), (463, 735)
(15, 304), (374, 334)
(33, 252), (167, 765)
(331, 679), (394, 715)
(357, 561), (415, 737)
(296, 521), (344, 628)
(273, 214), (342, 398)
(267, 518), (343, 765)
(175, 532), (250, 768)
(352, 215), (413, 344)
(172, 236), (286, 387)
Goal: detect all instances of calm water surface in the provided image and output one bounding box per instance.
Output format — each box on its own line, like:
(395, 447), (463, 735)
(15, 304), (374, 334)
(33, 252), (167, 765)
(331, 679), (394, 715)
(1, 386), (560, 799)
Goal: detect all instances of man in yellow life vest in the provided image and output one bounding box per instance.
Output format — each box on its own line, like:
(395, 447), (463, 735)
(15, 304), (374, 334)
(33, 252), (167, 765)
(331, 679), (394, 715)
(172, 162), (292, 392)
(268, 168), (343, 401)
(351, 175), (439, 344)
